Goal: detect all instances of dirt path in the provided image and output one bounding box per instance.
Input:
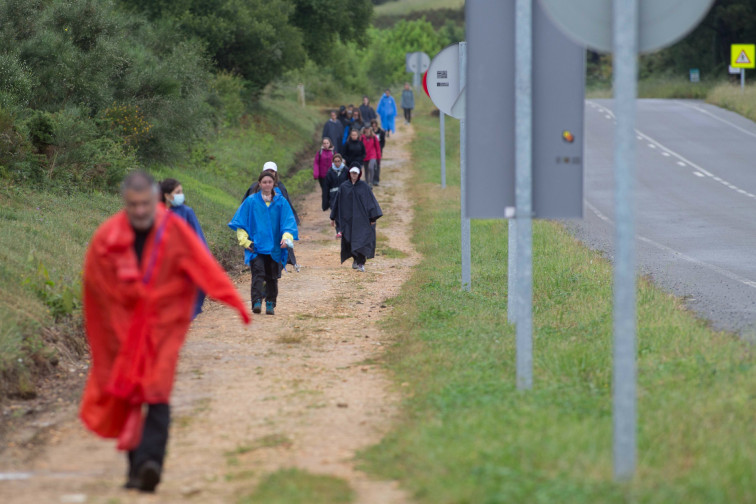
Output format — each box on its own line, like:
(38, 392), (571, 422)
(0, 123), (418, 504)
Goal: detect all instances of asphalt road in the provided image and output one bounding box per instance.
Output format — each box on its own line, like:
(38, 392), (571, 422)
(571, 98), (756, 334)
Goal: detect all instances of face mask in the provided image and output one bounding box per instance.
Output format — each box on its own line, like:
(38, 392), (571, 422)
(170, 193), (185, 207)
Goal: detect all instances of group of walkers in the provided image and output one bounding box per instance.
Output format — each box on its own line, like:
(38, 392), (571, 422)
(78, 86), (414, 493)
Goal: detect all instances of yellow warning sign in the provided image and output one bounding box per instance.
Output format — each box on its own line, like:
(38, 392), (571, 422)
(731, 44), (755, 69)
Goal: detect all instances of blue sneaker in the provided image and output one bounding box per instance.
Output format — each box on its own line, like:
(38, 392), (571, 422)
(266, 301), (275, 315)
(252, 301), (262, 314)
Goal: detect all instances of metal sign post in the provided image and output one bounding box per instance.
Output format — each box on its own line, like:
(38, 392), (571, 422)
(508, 219), (517, 324)
(440, 112), (447, 189)
(459, 42), (471, 291)
(427, 42), (470, 291)
(612, 0), (638, 481)
(514, 0), (533, 390)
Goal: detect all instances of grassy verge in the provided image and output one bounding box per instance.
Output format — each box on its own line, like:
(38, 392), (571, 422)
(238, 469), (353, 504)
(361, 96), (756, 502)
(707, 82), (756, 122)
(588, 76), (716, 99)
(374, 0), (464, 17)
(0, 97), (323, 399)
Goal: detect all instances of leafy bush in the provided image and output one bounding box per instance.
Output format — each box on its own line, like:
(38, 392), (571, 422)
(23, 257), (81, 322)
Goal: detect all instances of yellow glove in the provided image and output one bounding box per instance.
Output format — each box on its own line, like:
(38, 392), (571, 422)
(237, 229), (253, 249)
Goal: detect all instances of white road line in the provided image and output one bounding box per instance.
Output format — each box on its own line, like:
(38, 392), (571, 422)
(675, 100), (756, 140)
(661, 152), (670, 157)
(587, 100), (754, 201)
(585, 201), (756, 290)
(693, 172), (705, 177)
(648, 143), (656, 149)
(605, 115), (612, 119)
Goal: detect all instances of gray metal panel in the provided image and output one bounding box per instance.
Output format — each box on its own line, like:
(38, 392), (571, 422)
(532, 1), (585, 218)
(465, 0), (516, 218)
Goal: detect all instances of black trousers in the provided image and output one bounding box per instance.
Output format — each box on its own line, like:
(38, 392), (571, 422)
(128, 404), (170, 478)
(374, 159), (381, 184)
(318, 178), (329, 211)
(251, 254), (280, 305)
(403, 108), (412, 123)
(353, 251), (366, 265)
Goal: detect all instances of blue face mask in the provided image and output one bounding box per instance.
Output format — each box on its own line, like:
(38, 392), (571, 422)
(170, 193), (185, 207)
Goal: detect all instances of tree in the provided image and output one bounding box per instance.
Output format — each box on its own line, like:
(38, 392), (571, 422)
(289, 0), (373, 64)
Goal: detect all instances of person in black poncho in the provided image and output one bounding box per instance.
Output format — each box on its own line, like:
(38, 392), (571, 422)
(330, 165), (383, 272)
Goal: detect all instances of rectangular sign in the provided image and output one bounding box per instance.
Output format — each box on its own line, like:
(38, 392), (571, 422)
(731, 44), (755, 69)
(465, 0), (585, 219)
(690, 68), (700, 82)
(729, 65), (742, 75)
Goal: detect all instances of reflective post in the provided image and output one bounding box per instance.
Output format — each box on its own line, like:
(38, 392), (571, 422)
(459, 42), (471, 291)
(440, 112), (447, 189)
(612, 0), (638, 481)
(514, 0), (533, 389)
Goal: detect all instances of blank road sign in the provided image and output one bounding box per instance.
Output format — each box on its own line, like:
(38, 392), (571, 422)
(465, 0), (515, 218)
(731, 44), (756, 69)
(465, 0), (584, 219)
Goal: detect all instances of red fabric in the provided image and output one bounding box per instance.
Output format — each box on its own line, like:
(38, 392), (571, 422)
(362, 135), (381, 161)
(313, 149), (334, 179)
(80, 205), (250, 449)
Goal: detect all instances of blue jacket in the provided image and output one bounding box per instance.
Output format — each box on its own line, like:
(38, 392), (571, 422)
(377, 94), (397, 133)
(228, 191), (298, 266)
(169, 203), (208, 319)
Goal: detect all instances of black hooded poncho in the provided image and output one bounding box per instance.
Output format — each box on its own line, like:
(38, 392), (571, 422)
(330, 179), (383, 263)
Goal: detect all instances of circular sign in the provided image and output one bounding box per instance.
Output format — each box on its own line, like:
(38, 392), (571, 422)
(538, 0), (715, 54)
(427, 43), (464, 119)
(406, 52), (431, 73)
(422, 70), (429, 97)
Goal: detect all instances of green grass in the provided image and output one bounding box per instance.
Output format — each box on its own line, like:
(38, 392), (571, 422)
(587, 76), (716, 99)
(374, 0), (464, 16)
(0, 97), (323, 398)
(360, 95), (756, 503)
(707, 82), (756, 123)
(238, 469), (354, 504)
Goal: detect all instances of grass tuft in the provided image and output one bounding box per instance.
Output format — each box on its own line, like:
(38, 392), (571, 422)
(238, 468), (354, 504)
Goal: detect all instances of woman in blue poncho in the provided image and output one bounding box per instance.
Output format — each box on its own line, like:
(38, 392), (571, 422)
(376, 89), (397, 136)
(160, 178), (208, 319)
(228, 169), (298, 316)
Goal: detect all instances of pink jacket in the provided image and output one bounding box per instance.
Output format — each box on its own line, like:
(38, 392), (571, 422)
(362, 135), (381, 161)
(313, 149), (334, 179)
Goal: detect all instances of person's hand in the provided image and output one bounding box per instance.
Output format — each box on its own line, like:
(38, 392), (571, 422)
(246, 246), (254, 253)
(280, 238), (288, 249)
(370, 221), (376, 227)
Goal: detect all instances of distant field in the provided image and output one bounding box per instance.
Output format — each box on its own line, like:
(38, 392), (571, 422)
(375, 0), (464, 16)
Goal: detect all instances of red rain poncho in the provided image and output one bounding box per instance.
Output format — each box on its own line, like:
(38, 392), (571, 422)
(80, 205), (250, 449)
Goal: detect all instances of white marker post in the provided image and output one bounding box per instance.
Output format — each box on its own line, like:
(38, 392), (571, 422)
(440, 112), (447, 189)
(514, 0), (533, 389)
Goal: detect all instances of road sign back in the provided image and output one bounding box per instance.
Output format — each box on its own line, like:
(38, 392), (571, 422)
(732, 44), (756, 69)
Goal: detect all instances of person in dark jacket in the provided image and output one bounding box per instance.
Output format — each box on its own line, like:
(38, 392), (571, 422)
(330, 165), (383, 272)
(242, 162), (301, 272)
(159, 178), (208, 320)
(342, 128), (366, 169)
(401, 82), (415, 124)
(342, 109), (369, 146)
(338, 105), (350, 128)
(359, 96), (377, 125)
(322, 111), (344, 154)
(324, 153), (349, 235)
(371, 119), (386, 185)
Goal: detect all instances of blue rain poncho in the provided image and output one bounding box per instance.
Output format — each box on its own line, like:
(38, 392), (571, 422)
(228, 191), (298, 266)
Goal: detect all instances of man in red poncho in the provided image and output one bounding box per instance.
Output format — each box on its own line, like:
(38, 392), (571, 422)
(80, 171), (251, 493)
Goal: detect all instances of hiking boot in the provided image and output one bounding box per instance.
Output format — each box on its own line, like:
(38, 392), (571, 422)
(357, 264), (366, 273)
(137, 460), (161, 493)
(294, 263), (301, 273)
(252, 301), (262, 314)
(352, 261), (359, 270)
(266, 301), (275, 315)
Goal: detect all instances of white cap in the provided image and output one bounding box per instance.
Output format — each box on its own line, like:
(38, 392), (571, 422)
(263, 161), (278, 172)
(349, 166), (361, 174)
